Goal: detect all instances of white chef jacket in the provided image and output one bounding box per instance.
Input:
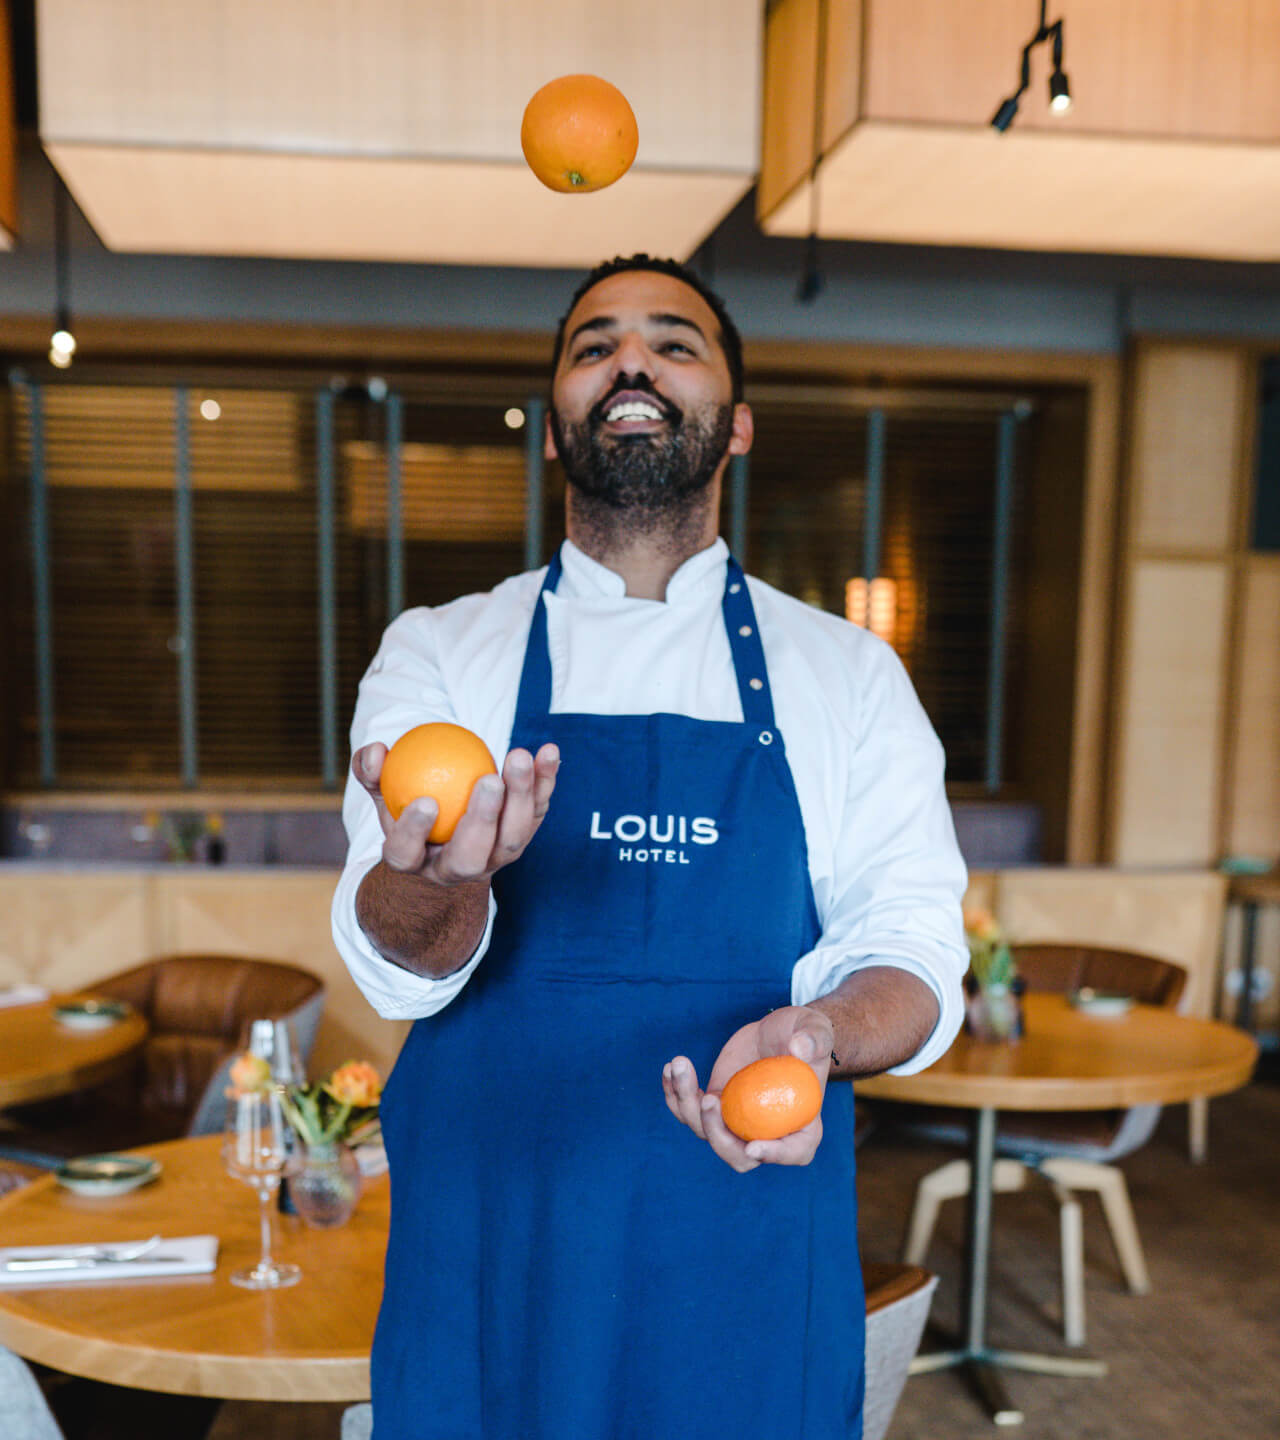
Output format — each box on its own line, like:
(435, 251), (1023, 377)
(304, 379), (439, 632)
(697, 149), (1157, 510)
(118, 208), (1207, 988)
(332, 537), (968, 1075)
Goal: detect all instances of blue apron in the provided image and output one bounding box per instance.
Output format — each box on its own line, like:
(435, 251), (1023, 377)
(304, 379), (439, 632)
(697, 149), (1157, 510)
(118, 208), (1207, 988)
(373, 550), (865, 1439)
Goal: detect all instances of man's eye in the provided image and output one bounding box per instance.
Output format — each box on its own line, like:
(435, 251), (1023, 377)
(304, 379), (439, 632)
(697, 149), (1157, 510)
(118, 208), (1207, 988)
(661, 341), (694, 356)
(575, 343), (609, 361)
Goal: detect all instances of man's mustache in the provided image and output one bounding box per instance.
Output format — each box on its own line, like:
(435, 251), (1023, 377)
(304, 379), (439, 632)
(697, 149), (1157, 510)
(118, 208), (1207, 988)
(588, 377), (681, 428)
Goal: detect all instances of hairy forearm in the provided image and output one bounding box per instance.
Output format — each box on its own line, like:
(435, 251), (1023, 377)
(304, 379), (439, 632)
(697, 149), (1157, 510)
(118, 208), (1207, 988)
(806, 966), (940, 1078)
(355, 861), (491, 979)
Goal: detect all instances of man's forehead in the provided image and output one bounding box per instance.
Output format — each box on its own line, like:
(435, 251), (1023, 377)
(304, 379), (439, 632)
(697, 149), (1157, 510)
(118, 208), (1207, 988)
(564, 270), (718, 335)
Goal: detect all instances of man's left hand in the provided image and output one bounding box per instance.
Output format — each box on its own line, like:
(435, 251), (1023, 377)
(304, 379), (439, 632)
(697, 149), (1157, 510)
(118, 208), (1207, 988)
(661, 1006), (834, 1173)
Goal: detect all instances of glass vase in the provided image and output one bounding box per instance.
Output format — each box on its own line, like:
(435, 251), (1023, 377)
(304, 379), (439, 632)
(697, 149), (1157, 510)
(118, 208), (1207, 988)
(964, 977), (1025, 1043)
(287, 1140), (362, 1228)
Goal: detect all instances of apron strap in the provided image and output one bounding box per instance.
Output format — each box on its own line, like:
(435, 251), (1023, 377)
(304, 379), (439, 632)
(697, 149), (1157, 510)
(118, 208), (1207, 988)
(513, 546), (777, 730)
(722, 557), (777, 729)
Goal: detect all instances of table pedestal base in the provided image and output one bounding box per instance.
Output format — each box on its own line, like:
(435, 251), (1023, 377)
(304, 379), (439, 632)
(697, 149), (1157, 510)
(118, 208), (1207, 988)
(908, 1105), (1107, 1426)
(911, 1342), (1107, 1426)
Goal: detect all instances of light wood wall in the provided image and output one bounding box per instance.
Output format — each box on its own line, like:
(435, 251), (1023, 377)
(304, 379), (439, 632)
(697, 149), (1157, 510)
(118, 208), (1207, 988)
(1109, 341), (1277, 869)
(0, 868), (410, 1079)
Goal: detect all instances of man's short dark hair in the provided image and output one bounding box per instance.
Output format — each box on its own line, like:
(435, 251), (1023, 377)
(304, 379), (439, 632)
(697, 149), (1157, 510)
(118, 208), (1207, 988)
(550, 254), (744, 403)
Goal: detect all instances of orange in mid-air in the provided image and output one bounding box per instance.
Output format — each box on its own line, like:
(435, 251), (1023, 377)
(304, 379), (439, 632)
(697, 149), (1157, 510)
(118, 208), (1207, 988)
(380, 723), (498, 843)
(719, 1055), (823, 1143)
(521, 74), (639, 193)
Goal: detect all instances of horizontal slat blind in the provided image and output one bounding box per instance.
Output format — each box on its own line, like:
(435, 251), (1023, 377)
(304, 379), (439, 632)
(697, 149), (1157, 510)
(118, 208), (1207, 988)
(13, 385), (182, 786)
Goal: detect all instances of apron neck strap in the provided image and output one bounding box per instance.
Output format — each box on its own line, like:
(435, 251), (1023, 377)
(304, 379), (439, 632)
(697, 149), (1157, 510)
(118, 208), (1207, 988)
(513, 546), (777, 728)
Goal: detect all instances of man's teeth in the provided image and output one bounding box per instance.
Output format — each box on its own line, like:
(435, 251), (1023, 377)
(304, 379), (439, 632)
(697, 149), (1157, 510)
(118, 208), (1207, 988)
(605, 400), (664, 423)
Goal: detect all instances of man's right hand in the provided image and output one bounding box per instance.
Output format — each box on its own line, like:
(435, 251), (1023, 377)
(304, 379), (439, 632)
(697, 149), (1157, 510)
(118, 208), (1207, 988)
(353, 740), (560, 887)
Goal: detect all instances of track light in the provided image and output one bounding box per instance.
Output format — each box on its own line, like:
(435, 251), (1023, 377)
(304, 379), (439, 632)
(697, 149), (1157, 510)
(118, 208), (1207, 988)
(1049, 69), (1072, 113)
(991, 1), (1071, 133)
(49, 175), (76, 367)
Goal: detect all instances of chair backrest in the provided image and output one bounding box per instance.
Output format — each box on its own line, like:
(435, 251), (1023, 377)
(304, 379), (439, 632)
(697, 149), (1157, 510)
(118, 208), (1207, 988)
(0, 1345), (66, 1440)
(96, 954), (326, 1136)
(862, 1262), (938, 1440)
(1012, 943), (1187, 1008)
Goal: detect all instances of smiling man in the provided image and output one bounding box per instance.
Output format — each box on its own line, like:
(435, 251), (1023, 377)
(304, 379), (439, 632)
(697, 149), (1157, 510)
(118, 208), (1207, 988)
(331, 255), (968, 1440)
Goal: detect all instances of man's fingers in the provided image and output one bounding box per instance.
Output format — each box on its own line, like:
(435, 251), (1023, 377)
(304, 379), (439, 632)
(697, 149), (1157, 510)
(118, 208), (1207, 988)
(381, 797), (439, 872)
(493, 750), (536, 862)
(662, 1057), (707, 1139)
(430, 774), (505, 882)
(700, 1094), (761, 1173)
(353, 743), (397, 831)
(532, 744), (560, 820)
(743, 1115), (824, 1167)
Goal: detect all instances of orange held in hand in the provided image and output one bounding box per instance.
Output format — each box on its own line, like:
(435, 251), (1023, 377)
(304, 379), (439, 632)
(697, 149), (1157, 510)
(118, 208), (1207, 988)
(719, 1055), (823, 1143)
(520, 74), (639, 193)
(379, 722), (498, 843)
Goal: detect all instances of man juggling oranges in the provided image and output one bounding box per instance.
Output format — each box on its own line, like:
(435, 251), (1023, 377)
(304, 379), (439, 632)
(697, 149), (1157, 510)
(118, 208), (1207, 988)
(332, 251), (967, 1439)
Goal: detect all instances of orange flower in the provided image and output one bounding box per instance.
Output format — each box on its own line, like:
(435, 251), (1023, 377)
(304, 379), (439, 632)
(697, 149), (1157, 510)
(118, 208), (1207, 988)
(963, 905), (1002, 943)
(228, 1052), (273, 1096)
(325, 1060), (382, 1109)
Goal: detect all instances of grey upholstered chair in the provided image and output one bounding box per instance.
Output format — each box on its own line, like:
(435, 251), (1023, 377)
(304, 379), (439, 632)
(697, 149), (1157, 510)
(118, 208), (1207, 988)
(0, 1345), (66, 1440)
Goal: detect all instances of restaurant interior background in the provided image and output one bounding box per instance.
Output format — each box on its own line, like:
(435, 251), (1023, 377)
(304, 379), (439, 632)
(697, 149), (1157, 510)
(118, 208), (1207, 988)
(1, 0), (1279, 1070)
(0, 6), (1279, 1440)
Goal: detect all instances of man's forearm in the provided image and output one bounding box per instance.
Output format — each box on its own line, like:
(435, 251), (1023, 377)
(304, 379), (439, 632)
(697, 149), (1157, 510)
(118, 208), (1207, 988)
(355, 862), (491, 979)
(806, 966), (940, 1078)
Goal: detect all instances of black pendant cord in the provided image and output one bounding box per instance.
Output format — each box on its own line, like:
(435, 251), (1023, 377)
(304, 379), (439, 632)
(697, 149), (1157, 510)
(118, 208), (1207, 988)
(797, 0), (829, 303)
(53, 176), (71, 335)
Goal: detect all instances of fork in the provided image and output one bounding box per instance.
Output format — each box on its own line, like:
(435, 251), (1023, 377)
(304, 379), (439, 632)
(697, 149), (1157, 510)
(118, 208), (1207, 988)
(3, 1235), (163, 1271)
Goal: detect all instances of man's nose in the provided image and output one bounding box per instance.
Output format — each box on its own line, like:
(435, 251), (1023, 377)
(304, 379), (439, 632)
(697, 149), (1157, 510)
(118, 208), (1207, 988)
(608, 330), (657, 383)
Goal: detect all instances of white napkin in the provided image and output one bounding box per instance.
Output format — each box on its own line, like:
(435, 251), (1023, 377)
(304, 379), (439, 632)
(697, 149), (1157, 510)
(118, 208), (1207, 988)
(0, 1235), (219, 1286)
(0, 983), (50, 1010)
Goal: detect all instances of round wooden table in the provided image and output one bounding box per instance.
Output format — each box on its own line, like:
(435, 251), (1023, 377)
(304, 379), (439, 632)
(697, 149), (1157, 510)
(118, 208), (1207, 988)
(0, 997), (149, 1108)
(0, 1134), (387, 1401)
(856, 993), (1257, 1426)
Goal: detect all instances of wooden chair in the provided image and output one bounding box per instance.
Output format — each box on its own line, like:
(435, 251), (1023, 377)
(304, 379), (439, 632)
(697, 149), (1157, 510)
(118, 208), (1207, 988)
(0, 954), (325, 1165)
(898, 944), (1187, 1347)
(339, 1263), (938, 1440)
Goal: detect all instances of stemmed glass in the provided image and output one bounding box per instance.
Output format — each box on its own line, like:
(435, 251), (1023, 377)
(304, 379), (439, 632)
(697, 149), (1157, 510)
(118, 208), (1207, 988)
(223, 1083), (301, 1290)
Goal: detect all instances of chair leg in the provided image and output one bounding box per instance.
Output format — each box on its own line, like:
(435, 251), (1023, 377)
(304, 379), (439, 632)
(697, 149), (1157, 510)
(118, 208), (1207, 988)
(902, 1159), (1029, 1265)
(902, 1159), (969, 1265)
(1049, 1180), (1086, 1347)
(1041, 1158), (1151, 1295)
(1188, 1096), (1208, 1164)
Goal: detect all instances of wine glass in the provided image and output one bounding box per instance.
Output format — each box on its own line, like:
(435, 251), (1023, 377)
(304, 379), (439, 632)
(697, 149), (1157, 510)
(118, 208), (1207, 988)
(223, 1086), (301, 1290)
(241, 1017), (303, 1085)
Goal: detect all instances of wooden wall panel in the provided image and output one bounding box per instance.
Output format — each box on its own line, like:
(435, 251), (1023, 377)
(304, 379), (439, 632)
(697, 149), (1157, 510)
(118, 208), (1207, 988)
(0, 872), (153, 989)
(151, 870), (409, 1077)
(1130, 347), (1245, 552)
(1226, 562), (1280, 859)
(995, 866), (1227, 1019)
(1112, 561), (1229, 866)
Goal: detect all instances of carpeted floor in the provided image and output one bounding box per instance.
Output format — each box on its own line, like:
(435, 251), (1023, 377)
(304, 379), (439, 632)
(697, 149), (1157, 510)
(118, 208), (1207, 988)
(855, 1080), (1280, 1440)
(35, 1081), (1280, 1439)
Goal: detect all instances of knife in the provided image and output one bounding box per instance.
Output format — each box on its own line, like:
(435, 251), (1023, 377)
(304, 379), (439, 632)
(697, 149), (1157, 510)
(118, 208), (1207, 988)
(3, 1254), (188, 1271)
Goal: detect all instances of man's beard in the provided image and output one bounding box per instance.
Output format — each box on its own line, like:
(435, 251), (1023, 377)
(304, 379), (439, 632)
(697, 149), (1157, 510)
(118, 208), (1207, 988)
(550, 383), (735, 519)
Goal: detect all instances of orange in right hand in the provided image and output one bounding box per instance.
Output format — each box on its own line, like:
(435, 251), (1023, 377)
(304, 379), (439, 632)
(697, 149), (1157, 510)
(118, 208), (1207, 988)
(379, 722), (498, 844)
(520, 74), (639, 193)
(719, 1055), (823, 1142)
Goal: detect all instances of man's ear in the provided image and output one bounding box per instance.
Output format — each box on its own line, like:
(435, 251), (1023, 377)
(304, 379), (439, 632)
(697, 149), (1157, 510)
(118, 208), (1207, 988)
(544, 411), (559, 463)
(728, 402), (754, 457)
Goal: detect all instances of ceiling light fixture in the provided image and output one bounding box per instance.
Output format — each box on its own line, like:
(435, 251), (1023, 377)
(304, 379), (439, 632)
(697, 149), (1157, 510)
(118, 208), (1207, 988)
(797, 0), (829, 302)
(990, 0), (1072, 133)
(48, 173), (76, 368)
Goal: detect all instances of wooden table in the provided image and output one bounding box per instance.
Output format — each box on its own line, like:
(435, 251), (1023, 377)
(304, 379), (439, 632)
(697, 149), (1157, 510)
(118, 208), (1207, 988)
(0, 997), (149, 1108)
(856, 993), (1257, 1426)
(0, 1135), (387, 1401)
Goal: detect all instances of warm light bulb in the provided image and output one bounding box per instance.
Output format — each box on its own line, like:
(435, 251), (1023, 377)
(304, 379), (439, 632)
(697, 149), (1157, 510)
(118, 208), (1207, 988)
(504, 407), (526, 430)
(200, 398), (222, 421)
(48, 346), (72, 368)
(1049, 71), (1072, 114)
(50, 328), (76, 357)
